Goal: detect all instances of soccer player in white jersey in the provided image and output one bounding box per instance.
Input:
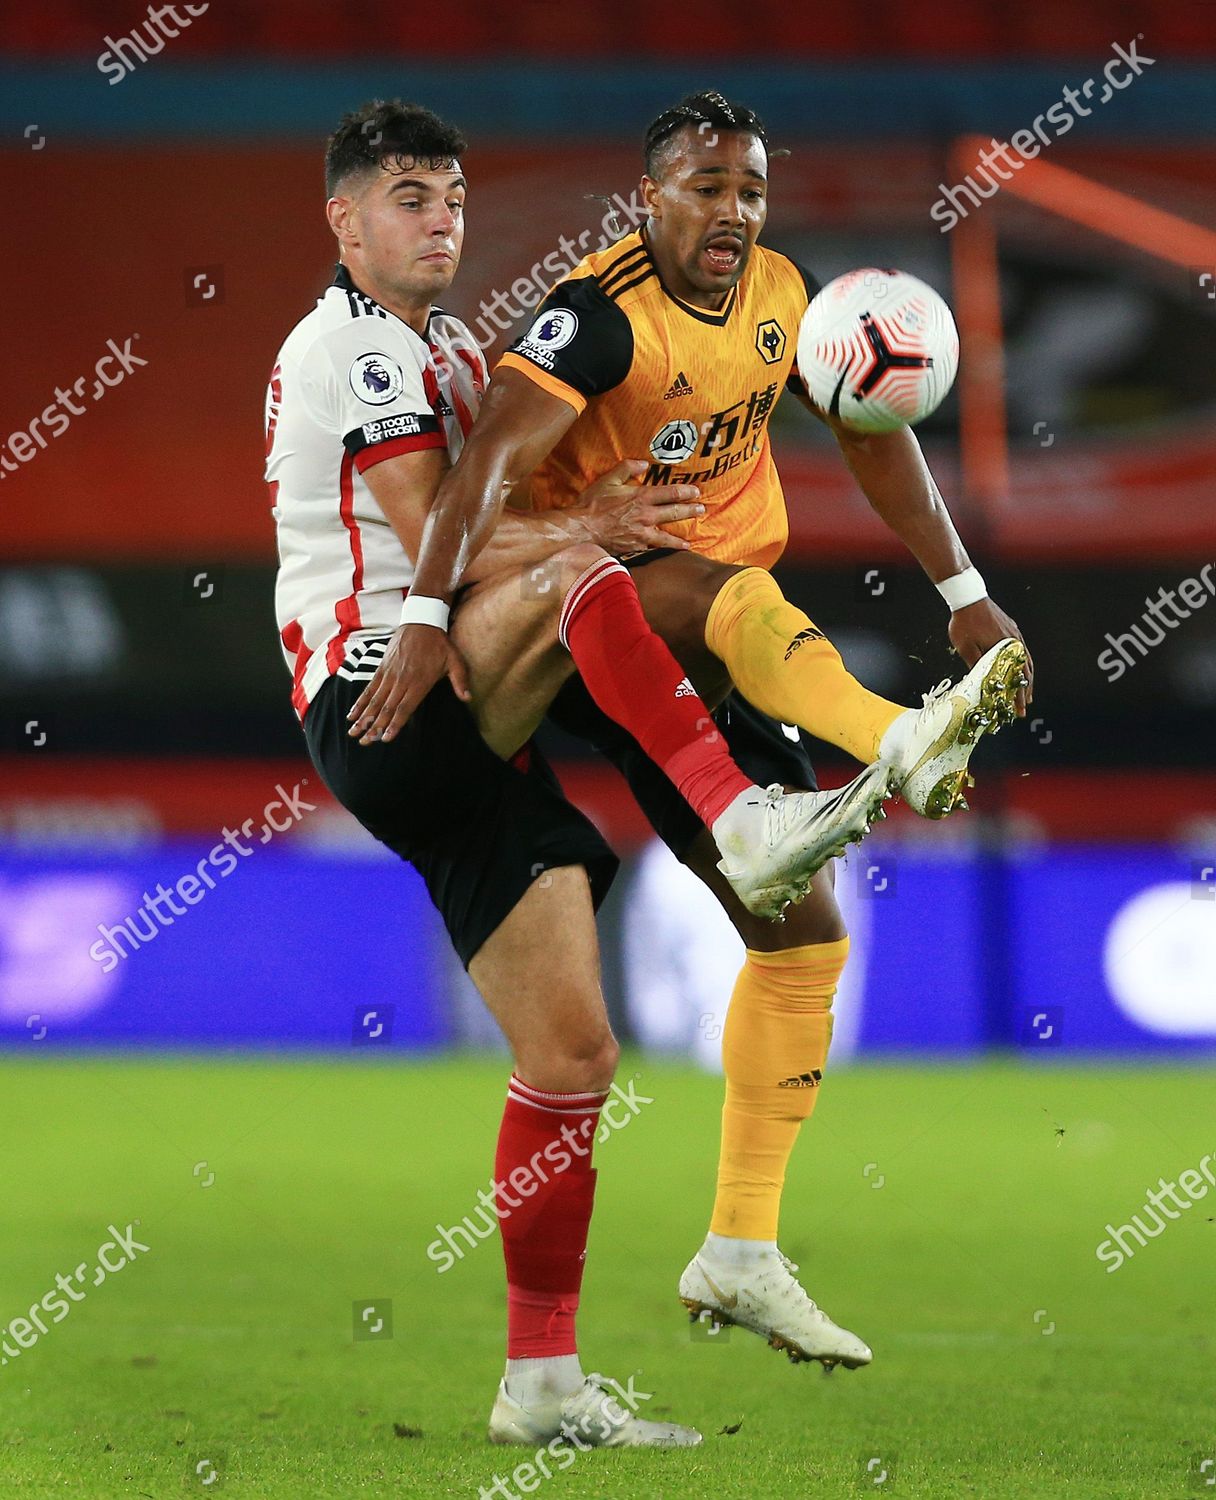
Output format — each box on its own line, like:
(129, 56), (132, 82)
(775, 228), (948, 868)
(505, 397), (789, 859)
(349, 91), (1031, 1382)
(265, 101), (894, 1451)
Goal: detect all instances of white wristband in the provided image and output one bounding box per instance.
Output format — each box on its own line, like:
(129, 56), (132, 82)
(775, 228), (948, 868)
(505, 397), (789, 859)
(399, 594), (450, 631)
(936, 567), (988, 612)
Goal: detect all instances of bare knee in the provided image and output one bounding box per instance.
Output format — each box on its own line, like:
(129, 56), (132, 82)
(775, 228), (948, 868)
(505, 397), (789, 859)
(691, 556), (743, 613)
(514, 1017), (619, 1095)
(527, 543), (616, 642)
(548, 543), (613, 609)
(556, 542), (611, 577)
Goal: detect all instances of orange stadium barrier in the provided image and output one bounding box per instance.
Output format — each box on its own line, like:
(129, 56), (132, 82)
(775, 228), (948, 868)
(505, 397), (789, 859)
(951, 135), (1216, 525)
(2, 141), (1213, 563)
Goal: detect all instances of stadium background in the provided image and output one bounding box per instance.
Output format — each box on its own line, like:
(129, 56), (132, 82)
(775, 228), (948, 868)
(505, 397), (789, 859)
(3, 6), (1216, 1497)
(2, 0), (1212, 1060)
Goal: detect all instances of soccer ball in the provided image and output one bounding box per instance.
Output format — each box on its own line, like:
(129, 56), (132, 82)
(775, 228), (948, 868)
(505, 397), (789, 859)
(796, 268), (959, 433)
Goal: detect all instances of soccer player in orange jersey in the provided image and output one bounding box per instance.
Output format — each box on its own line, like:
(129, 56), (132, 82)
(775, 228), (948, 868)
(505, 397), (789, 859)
(283, 99), (911, 1452)
(363, 91), (1031, 1372)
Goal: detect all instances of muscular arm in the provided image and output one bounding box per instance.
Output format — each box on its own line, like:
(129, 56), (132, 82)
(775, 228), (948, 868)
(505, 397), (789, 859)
(407, 368), (583, 601)
(794, 386), (1033, 708)
(349, 369), (703, 744)
(361, 415), (595, 586)
(793, 386), (969, 580)
(366, 373), (701, 592)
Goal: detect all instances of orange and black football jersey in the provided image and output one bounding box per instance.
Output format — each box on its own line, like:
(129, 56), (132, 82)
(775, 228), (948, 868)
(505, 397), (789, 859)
(497, 228), (819, 569)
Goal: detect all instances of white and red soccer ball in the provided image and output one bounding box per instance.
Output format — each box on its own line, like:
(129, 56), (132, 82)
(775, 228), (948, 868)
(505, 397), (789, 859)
(796, 268), (959, 433)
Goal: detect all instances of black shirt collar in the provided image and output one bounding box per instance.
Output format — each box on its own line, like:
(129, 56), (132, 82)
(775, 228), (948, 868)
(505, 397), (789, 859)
(332, 263), (443, 337)
(639, 227), (738, 328)
(333, 262), (382, 309)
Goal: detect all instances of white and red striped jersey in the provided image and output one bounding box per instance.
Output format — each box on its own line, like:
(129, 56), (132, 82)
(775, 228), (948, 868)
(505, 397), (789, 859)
(265, 264), (487, 720)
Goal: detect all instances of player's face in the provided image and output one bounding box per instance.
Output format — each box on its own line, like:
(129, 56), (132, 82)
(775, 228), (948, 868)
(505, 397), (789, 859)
(342, 159), (465, 302)
(644, 129), (768, 299)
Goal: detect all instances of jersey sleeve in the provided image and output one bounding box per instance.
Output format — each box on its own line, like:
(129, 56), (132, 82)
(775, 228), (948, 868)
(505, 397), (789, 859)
(495, 277), (634, 415)
(308, 320), (446, 473)
(792, 260), (822, 303)
(785, 258), (823, 396)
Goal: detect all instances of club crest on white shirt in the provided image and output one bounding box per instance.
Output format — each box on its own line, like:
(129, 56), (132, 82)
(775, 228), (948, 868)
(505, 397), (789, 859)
(349, 351), (406, 405)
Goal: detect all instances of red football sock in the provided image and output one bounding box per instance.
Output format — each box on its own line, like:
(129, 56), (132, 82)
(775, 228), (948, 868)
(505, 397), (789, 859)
(496, 1075), (607, 1360)
(559, 557), (752, 829)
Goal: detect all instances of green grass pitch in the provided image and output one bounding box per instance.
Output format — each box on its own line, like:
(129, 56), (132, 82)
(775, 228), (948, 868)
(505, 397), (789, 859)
(2, 1054), (1212, 1498)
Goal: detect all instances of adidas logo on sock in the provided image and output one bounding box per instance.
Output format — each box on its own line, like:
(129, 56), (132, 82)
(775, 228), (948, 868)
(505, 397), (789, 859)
(663, 370), (694, 400)
(674, 677), (696, 698)
(783, 627), (826, 661)
(778, 1070), (823, 1089)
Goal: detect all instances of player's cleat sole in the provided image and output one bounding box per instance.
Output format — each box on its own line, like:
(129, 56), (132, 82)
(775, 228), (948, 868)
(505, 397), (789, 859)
(879, 637), (1027, 820)
(679, 1251), (872, 1371)
(487, 1373), (702, 1449)
(923, 768), (975, 820)
(716, 762), (893, 921)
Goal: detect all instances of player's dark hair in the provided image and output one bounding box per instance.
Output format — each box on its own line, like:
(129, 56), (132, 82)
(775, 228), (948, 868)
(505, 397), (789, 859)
(643, 90), (771, 177)
(325, 100), (467, 196)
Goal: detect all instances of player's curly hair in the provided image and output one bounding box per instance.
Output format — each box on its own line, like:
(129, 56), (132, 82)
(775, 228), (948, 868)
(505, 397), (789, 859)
(325, 100), (467, 196)
(643, 91), (771, 177)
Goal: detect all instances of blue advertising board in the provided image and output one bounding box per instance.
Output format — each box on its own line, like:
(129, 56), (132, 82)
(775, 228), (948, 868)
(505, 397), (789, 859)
(1, 843), (1212, 1053)
(0, 846), (449, 1049)
(1006, 847), (1216, 1053)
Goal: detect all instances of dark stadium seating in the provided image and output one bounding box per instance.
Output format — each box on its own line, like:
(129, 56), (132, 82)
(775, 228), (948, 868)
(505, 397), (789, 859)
(2, 0), (1214, 58)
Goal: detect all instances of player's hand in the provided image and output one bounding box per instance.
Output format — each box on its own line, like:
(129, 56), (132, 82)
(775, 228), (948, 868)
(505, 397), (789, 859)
(574, 458), (704, 555)
(948, 598), (1034, 717)
(346, 624), (471, 745)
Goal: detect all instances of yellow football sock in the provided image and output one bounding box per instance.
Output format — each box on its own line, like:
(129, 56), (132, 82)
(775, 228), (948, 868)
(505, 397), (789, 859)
(704, 567), (904, 764)
(710, 938), (850, 1242)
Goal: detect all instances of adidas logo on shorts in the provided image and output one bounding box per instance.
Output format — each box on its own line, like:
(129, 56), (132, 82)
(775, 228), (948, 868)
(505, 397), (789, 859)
(674, 678), (696, 698)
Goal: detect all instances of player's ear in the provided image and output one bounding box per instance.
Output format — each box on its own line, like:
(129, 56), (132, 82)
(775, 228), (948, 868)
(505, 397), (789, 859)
(640, 174), (662, 219)
(326, 195), (357, 245)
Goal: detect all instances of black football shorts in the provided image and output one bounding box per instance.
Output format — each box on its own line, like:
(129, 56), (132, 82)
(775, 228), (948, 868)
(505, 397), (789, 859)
(546, 677), (819, 862)
(304, 668), (618, 968)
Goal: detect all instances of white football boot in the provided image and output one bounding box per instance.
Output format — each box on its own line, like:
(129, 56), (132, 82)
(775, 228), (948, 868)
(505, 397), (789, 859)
(714, 761), (892, 920)
(488, 1372), (702, 1448)
(679, 1249), (872, 1370)
(878, 637), (1027, 819)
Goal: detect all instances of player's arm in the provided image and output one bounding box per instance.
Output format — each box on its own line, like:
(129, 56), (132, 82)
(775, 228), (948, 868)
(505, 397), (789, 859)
(412, 370), (700, 589)
(358, 404), (698, 589)
(360, 375), (583, 742)
(792, 379), (1033, 713)
(407, 276), (642, 600)
(351, 280), (678, 742)
(351, 396), (704, 741)
(353, 434), (639, 715)
(351, 368), (700, 742)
